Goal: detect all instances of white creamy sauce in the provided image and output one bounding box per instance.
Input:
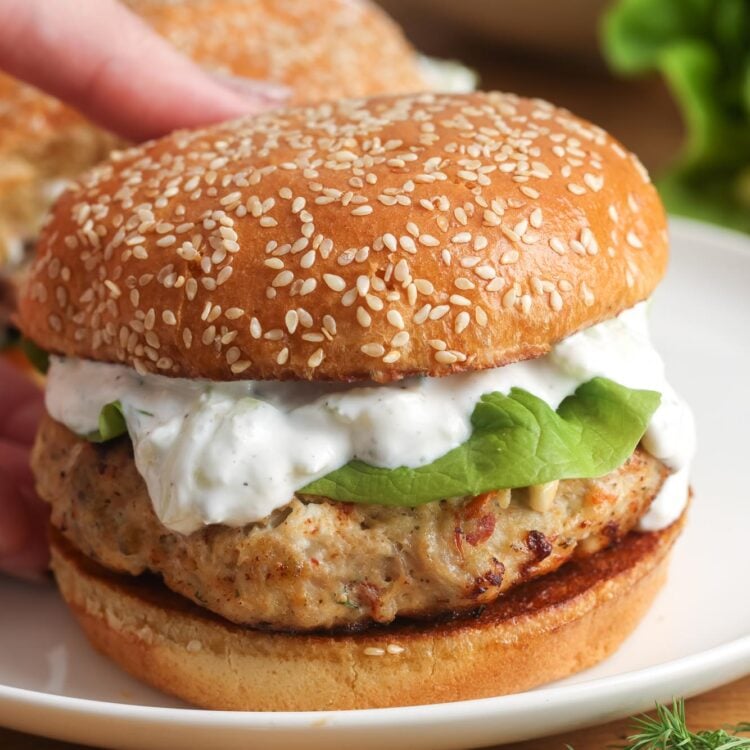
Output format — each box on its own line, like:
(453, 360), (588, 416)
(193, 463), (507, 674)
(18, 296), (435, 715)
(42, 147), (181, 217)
(45, 302), (694, 534)
(2, 234), (25, 269)
(418, 55), (478, 94)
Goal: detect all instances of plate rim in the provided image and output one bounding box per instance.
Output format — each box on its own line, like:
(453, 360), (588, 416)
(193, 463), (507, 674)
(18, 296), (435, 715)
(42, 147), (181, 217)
(1, 215), (749, 733)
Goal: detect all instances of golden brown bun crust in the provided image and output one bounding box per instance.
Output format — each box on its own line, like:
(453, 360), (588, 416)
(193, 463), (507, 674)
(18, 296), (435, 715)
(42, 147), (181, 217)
(0, 0), (425, 266)
(21, 92), (667, 381)
(50, 509), (685, 710)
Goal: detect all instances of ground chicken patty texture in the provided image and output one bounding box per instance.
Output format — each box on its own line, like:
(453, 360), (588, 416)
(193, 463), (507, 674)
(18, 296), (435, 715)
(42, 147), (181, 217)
(34, 414), (668, 632)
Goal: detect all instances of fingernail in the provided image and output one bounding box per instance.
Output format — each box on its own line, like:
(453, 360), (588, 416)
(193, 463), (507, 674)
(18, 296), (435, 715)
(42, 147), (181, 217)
(209, 72), (292, 104)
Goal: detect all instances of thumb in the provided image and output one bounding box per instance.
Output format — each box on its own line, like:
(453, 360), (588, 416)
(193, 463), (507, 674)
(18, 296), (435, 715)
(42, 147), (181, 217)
(0, 0), (290, 141)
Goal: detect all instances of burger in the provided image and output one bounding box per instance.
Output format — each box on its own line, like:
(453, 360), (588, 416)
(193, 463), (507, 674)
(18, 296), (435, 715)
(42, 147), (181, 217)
(19, 91), (694, 710)
(1, 0), (469, 349)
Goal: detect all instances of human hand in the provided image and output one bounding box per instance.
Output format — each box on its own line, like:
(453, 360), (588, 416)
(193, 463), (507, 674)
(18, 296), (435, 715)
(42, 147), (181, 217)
(0, 0), (289, 141)
(0, 360), (48, 580)
(0, 0), (291, 579)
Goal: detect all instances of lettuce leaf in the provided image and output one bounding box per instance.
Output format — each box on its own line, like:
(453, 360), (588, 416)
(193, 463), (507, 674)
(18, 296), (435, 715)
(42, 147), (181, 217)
(301, 378), (660, 505)
(19, 338), (50, 374)
(87, 378), (660, 505)
(86, 401), (128, 443)
(602, 0), (750, 232)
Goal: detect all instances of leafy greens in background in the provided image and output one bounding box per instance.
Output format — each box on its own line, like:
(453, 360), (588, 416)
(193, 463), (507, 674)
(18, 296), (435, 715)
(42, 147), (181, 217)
(603, 0), (750, 232)
(302, 378), (659, 506)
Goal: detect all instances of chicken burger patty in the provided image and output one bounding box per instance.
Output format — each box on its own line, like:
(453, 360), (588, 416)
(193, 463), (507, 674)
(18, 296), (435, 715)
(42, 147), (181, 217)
(35, 414), (667, 632)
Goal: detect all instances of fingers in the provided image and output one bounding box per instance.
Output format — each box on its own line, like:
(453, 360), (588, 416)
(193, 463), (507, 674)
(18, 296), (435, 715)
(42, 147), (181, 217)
(0, 361), (48, 578)
(0, 0), (289, 141)
(0, 359), (44, 444)
(0, 450), (50, 579)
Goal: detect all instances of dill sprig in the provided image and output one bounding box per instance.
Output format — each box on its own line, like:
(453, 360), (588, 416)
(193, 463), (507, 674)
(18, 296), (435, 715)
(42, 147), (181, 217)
(566, 700), (750, 750)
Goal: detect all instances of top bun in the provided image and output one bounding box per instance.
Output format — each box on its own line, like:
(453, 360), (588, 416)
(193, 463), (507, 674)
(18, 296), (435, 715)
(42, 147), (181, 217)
(19, 92), (668, 382)
(0, 0), (427, 267)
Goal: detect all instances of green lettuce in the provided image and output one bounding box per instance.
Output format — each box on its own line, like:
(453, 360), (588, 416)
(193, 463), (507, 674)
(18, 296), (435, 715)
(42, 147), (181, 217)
(86, 401), (128, 443)
(88, 378), (660, 506)
(302, 378), (660, 505)
(602, 0), (750, 232)
(19, 338), (50, 374)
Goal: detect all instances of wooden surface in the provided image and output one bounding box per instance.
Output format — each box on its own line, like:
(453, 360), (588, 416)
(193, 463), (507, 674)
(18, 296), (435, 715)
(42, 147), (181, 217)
(1, 7), (742, 750)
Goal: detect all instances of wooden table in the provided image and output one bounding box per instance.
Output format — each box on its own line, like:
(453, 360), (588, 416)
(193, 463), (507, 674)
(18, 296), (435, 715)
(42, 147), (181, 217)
(2, 7), (744, 750)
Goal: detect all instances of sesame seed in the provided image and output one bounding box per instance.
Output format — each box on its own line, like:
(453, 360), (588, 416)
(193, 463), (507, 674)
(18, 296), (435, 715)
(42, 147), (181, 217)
(361, 343), (385, 357)
(299, 278), (317, 295)
(356, 307), (372, 327)
(414, 304), (431, 324)
(483, 210), (501, 226)
(364, 647), (385, 657)
(104, 280), (121, 298)
(435, 350), (458, 364)
(452, 232), (472, 244)
(626, 231), (643, 249)
(308, 349), (324, 368)
(323, 273), (346, 292)
(285, 310), (299, 334)
(475, 265), (496, 280)
(216, 266), (233, 285)
(549, 238), (567, 255)
(272, 270), (294, 287)
(383, 233), (397, 252)
(584, 173), (603, 192)
(387, 310), (405, 329)
(391, 331), (409, 347)
(356, 276), (370, 296)
(399, 236), (417, 254)
(220, 191), (242, 206)
(449, 294), (471, 306)
(414, 278), (434, 295)
(418, 234), (439, 247)
(351, 205), (373, 217)
(455, 311), (470, 333)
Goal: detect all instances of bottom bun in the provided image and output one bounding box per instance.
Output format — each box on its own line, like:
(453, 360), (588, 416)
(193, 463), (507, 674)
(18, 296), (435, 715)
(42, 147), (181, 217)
(50, 510), (686, 711)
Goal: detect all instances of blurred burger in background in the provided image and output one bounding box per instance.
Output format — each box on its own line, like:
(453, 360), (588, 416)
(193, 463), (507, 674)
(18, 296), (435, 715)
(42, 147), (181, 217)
(0, 0), (474, 351)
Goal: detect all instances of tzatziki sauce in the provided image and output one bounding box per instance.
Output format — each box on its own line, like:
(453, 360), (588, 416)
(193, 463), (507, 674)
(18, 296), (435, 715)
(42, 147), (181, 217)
(45, 302), (694, 534)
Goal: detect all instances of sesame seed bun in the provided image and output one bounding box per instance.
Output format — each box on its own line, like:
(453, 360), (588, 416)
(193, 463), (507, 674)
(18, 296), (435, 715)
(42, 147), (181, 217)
(0, 0), (427, 269)
(19, 92), (668, 382)
(49, 509), (685, 710)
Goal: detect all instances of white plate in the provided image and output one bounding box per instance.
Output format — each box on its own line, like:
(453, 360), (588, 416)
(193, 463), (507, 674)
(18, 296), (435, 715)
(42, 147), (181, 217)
(1, 217), (749, 750)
